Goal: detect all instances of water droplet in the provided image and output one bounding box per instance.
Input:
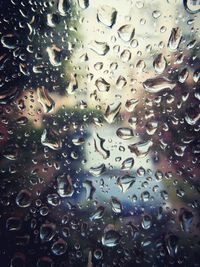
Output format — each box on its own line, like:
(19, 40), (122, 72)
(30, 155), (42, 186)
(90, 206), (105, 220)
(128, 140), (153, 157)
(167, 27), (182, 51)
(97, 5), (117, 27)
(94, 249), (103, 260)
(95, 78), (110, 92)
(183, 0), (200, 14)
(117, 175), (135, 193)
(47, 194), (61, 206)
(165, 234), (179, 257)
(94, 132), (110, 159)
(94, 62), (103, 70)
(40, 223), (56, 242)
(116, 75), (127, 90)
(178, 68), (189, 83)
(141, 214), (152, 229)
(78, 0), (89, 9)
(11, 253), (25, 267)
(160, 190), (168, 200)
(89, 163), (106, 177)
(110, 196), (122, 213)
(41, 129), (62, 150)
(19, 64), (29, 76)
(120, 49), (131, 62)
(179, 208), (193, 232)
(136, 60), (146, 72)
(51, 239), (67, 255)
(153, 54), (167, 74)
(143, 77), (176, 93)
(16, 189), (32, 208)
(47, 13), (60, 27)
(116, 127), (133, 140)
(83, 180), (96, 200)
(46, 45), (63, 66)
(104, 102), (121, 123)
(66, 73), (78, 95)
(174, 145), (186, 157)
(1, 34), (19, 49)
(90, 41), (110, 56)
(155, 170), (163, 182)
(118, 25), (135, 42)
(121, 157), (134, 170)
(146, 120), (158, 135)
(37, 87), (55, 113)
(152, 10), (161, 19)
(57, 174), (74, 197)
(58, 0), (70, 16)
(102, 229), (121, 247)
(6, 217), (22, 231)
(141, 191), (150, 202)
(141, 239), (153, 249)
(125, 99), (139, 112)
(72, 136), (85, 146)
(185, 108), (200, 125)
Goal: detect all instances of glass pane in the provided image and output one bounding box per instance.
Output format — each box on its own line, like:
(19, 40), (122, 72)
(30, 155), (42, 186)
(0, 0), (200, 266)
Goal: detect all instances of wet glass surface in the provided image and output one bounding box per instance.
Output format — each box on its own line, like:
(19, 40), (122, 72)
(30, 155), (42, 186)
(0, 0), (200, 266)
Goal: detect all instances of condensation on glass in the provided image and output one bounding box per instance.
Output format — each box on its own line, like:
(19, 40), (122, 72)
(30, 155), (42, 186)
(0, 0), (200, 266)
